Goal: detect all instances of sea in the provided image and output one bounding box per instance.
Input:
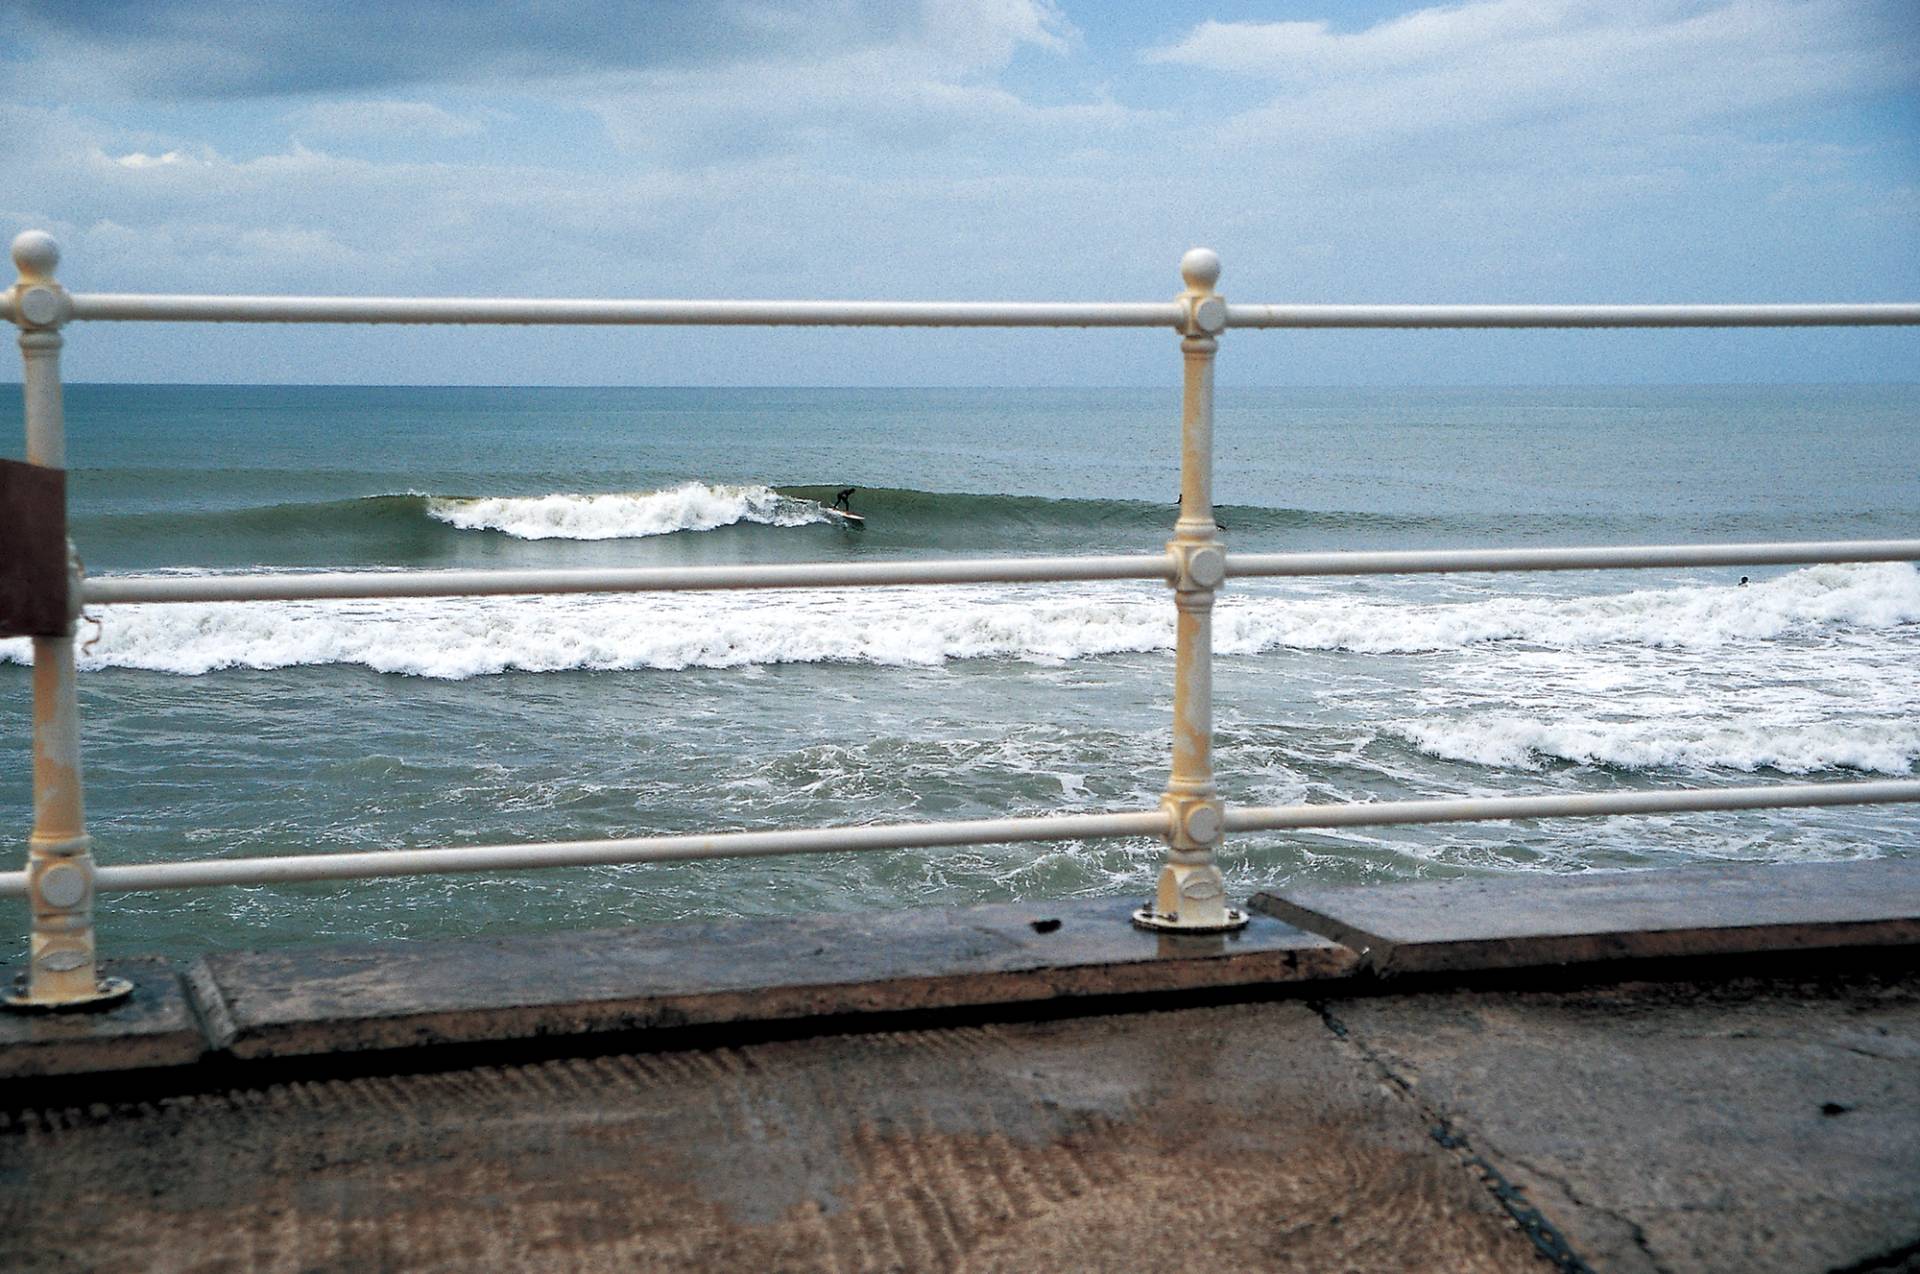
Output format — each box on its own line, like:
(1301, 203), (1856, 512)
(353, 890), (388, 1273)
(2, 382), (1917, 959)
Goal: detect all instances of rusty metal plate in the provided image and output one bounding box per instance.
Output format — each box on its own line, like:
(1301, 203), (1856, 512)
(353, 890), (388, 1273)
(0, 457), (70, 637)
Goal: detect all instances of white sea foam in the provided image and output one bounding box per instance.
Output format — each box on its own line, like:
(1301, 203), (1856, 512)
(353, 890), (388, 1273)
(424, 483), (827, 539)
(5, 566), (1917, 792)
(3, 563), (1913, 682)
(1391, 715), (1920, 776)
(1216, 562), (1920, 655)
(0, 586), (1176, 678)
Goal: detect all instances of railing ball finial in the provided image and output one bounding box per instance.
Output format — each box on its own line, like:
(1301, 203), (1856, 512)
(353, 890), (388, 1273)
(11, 231), (69, 332)
(12, 231), (60, 283)
(1179, 247), (1221, 295)
(1178, 249), (1226, 337)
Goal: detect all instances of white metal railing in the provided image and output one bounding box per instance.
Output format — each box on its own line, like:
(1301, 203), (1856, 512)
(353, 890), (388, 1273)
(80, 555), (1178, 604)
(72, 539), (1920, 605)
(6, 228), (1920, 1011)
(46, 295), (1920, 330)
(0, 780), (1915, 898)
(60, 294), (1184, 327)
(1221, 303), (1920, 329)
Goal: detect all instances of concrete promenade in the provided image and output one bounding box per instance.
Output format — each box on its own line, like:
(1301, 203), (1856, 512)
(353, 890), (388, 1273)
(1, 859), (1916, 1272)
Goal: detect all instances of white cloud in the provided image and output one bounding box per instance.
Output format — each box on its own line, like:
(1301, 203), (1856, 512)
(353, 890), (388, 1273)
(585, 60), (1135, 165)
(291, 101), (488, 141)
(919, 0), (1075, 64)
(111, 150), (194, 169)
(1146, 0), (1604, 78)
(3, 1), (1913, 385)
(573, 0), (1109, 162)
(1148, 0), (1913, 143)
(2, 0), (1081, 99)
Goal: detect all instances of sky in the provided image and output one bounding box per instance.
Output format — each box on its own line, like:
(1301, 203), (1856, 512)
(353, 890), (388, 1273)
(3, 0), (1917, 386)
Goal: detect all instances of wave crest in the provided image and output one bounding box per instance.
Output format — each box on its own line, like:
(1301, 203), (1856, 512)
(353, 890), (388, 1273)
(5, 563), (1913, 678)
(425, 483), (829, 539)
(1391, 715), (1920, 776)
(1220, 562), (1920, 654)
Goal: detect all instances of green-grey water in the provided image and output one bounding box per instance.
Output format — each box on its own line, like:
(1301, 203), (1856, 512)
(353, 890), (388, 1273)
(3, 383), (1916, 957)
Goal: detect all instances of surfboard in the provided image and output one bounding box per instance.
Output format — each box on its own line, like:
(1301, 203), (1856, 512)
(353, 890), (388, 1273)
(827, 509), (866, 525)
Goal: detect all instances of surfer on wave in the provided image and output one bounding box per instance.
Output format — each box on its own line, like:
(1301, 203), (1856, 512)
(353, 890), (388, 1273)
(833, 487), (856, 511)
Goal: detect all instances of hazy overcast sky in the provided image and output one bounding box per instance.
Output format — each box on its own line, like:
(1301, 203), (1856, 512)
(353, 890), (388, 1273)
(4, 0), (1916, 385)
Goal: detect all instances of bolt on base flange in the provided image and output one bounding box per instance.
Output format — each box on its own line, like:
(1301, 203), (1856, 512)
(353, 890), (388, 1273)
(4, 975), (133, 1014)
(1131, 905), (1249, 933)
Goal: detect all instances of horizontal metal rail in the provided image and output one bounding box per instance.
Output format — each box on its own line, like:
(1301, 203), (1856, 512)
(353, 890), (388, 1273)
(9, 295), (1916, 331)
(1226, 539), (1920, 579)
(1224, 779), (1920, 833)
(1223, 303), (1920, 329)
(58, 294), (1187, 328)
(0, 779), (1910, 898)
(77, 539), (1920, 606)
(82, 555), (1175, 605)
(0, 810), (1175, 896)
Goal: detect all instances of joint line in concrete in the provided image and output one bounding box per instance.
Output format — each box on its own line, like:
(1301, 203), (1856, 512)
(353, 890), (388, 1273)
(1309, 999), (1598, 1274)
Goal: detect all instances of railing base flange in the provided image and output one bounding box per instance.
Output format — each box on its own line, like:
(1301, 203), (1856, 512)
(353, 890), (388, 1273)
(1131, 906), (1248, 934)
(4, 976), (133, 1014)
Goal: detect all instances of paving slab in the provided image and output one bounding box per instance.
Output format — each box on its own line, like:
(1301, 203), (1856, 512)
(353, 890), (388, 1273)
(1329, 969), (1920, 1274)
(1252, 857), (1920, 976)
(0, 957), (204, 1078)
(0, 999), (1539, 1273)
(187, 895), (1356, 1061)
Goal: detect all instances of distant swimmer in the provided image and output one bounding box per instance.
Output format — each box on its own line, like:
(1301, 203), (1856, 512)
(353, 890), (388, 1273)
(1739, 576), (1750, 587)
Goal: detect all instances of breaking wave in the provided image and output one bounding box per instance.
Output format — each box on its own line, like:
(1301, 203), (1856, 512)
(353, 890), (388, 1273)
(4, 562), (1914, 680)
(1218, 561), (1920, 654)
(424, 483), (830, 539)
(1390, 716), (1920, 776)
(77, 484), (1475, 552)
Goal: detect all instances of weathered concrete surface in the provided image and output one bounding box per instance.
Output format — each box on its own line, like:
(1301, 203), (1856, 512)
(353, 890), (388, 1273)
(186, 896), (1354, 1061)
(0, 1001), (1538, 1273)
(1329, 969), (1920, 1273)
(0, 957), (203, 1078)
(1253, 858), (1920, 975)
(3, 868), (1916, 1270)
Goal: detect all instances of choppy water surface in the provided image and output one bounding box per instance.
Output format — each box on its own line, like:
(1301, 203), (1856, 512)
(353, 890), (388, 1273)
(2, 384), (1916, 956)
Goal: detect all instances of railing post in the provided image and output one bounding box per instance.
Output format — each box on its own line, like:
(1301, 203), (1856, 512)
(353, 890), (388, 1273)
(6, 231), (128, 1010)
(1135, 249), (1246, 933)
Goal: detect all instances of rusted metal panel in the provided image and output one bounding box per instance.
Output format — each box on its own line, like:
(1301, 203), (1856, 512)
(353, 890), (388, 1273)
(0, 458), (69, 637)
